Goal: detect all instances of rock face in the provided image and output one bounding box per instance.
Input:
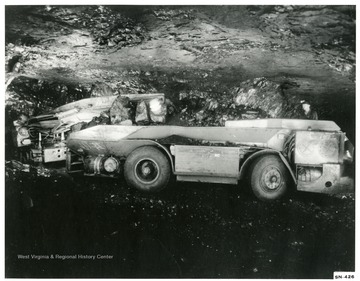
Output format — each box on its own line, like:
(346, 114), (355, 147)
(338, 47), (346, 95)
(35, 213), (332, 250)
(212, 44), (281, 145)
(90, 82), (116, 97)
(4, 5), (356, 139)
(5, 76), (91, 119)
(28, 6), (149, 49)
(175, 77), (309, 126)
(232, 78), (285, 118)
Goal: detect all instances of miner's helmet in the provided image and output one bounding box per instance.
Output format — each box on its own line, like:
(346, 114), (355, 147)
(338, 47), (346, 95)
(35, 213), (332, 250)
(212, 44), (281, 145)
(300, 100), (312, 110)
(300, 99), (310, 105)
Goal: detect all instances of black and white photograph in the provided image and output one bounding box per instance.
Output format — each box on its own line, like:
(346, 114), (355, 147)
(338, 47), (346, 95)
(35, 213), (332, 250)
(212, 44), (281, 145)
(4, 2), (356, 279)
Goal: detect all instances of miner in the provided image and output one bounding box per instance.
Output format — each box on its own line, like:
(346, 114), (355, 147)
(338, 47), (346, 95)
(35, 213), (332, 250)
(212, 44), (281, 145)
(301, 100), (318, 120)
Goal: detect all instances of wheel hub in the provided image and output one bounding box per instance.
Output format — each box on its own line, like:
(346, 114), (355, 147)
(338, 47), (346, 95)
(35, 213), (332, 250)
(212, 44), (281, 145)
(135, 159), (160, 184)
(142, 164), (151, 176)
(264, 168), (281, 190)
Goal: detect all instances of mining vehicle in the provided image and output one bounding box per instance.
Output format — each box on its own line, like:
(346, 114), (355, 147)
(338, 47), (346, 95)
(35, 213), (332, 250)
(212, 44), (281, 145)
(12, 93), (166, 163)
(65, 119), (354, 201)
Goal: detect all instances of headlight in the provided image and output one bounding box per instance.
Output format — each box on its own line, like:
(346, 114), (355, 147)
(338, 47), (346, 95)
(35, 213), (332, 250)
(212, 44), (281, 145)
(18, 127), (29, 137)
(84, 156), (120, 175)
(21, 139), (32, 145)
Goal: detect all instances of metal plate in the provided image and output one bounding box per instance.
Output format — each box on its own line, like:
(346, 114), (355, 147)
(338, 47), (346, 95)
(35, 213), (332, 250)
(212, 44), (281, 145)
(174, 145), (240, 178)
(43, 147), (67, 163)
(296, 164), (341, 193)
(294, 131), (341, 164)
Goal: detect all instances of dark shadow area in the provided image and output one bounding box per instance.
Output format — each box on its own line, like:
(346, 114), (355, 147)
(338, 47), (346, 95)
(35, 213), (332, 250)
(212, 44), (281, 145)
(5, 167), (355, 278)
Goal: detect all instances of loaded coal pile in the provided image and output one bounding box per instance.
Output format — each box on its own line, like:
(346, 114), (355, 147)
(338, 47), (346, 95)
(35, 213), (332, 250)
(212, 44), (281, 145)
(70, 93), (172, 132)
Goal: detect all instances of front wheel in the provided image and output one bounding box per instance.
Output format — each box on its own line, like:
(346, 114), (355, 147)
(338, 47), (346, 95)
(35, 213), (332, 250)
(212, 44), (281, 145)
(249, 155), (290, 201)
(124, 146), (171, 192)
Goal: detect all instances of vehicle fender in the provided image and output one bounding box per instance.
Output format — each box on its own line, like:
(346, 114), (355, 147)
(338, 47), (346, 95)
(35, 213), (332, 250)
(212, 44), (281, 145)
(133, 141), (175, 174)
(239, 149), (296, 184)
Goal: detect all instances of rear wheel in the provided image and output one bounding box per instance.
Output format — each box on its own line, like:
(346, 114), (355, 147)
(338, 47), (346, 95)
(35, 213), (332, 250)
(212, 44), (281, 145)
(124, 146), (171, 192)
(249, 155), (290, 201)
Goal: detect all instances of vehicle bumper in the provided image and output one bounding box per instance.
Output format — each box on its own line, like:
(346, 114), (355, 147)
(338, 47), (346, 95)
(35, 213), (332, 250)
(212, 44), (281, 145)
(296, 164), (354, 194)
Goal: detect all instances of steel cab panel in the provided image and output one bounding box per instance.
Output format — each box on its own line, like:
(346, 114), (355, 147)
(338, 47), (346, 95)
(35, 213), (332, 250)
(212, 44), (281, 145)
(66, 122), (290, 157)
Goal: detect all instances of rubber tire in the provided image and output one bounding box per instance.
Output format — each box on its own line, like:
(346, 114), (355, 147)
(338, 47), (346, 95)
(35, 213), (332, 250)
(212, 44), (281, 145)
(249, 155), (290, 201)
(124, 146), (171, 192)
